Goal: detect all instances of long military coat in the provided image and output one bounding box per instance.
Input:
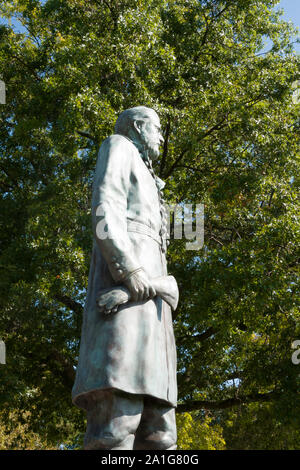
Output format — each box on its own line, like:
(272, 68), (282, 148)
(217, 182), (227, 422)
(72, 134), (177, 408)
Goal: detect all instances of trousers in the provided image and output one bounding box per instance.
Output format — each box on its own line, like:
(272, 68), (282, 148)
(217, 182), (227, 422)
(83, 389), (177, 450)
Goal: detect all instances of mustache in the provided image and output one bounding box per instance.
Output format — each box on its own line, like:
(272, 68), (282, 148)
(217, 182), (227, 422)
(143, 138), (160, 149)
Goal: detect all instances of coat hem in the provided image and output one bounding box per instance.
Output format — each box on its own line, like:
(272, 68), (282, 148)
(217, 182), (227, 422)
(72, 386), (177, 410)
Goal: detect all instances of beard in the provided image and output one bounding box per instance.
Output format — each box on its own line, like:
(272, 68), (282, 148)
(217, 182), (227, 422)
(140, 135), (160, 160)
(146, 142), (160, 160)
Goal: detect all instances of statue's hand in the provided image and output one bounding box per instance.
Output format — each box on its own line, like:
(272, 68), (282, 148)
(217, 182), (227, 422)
(97, 288), (128, 315)
(123, 268), (156, 302)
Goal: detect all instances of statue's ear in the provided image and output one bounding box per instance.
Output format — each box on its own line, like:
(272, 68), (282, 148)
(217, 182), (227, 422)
(133, 119), (144, 135)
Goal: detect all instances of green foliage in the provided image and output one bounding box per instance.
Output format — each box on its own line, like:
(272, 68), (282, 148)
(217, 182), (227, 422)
(0, 409), (56, 449)
(222, 402), (300, 450)
(177, 411), (225, 450)
(0, 0), (299, 448)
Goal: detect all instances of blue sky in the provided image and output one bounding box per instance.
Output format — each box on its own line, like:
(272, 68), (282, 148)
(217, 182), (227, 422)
(274, 0), (300, 52)
(278, 0), (300, 27)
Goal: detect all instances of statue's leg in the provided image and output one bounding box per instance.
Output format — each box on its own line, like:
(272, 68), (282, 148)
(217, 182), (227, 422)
(83, 390), (143, 450)
(133, 397), (177, 450)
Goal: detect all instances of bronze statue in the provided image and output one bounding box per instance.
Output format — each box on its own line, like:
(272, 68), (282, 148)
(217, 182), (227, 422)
(72, 106), (178, 450)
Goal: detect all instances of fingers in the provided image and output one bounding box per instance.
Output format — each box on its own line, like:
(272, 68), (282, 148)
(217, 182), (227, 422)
(97, 299), (120, 315)
(130, 285), (139, 302)
(124, 273), (156, 303)
(148, 286), (156, 299)
(140, 284), (149, 301)
(132, 282), (155, 302)
(100, 305), (119, 315)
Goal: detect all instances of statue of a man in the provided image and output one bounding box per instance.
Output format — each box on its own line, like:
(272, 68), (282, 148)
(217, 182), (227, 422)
(72, 106), (178, 450)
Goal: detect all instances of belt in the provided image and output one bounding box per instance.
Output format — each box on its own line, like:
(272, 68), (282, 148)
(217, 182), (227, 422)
(127, 219), (162, 245)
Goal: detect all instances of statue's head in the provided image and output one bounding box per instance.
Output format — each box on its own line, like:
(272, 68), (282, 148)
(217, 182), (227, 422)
(114, 106), (164, 160)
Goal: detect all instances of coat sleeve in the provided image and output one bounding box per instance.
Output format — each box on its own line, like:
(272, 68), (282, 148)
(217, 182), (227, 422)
(91, 135), (142, 283)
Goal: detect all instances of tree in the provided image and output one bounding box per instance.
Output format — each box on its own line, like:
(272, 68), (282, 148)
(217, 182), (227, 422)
(0, 0), (299, 448)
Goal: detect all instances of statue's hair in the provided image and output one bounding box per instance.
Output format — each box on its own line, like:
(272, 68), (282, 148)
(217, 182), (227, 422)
(114, 106), (157, 136)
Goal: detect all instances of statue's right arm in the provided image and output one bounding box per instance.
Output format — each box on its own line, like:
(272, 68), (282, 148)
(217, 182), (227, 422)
(91, 136), (156, 302)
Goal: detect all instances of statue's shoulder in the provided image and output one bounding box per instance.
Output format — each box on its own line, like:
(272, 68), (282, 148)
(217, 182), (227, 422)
(95, 135), (135, 179)
(97, 135), (137, 171)
(100, 134), (135, 153)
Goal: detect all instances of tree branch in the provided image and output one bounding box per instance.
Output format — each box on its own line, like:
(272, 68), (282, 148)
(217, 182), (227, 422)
(54, 294), (83, 316)
(165, 149), (188, 178)
(165, 117), (228, 178)
(48, 348), (76, 388)
(76, 130), (99, 145)
(176, 391), (277, 412)
(177, 327), (216, 345)
(159, 115), (171, 177)
(11, 54), (41, 81)
(192, 327), (216, 342)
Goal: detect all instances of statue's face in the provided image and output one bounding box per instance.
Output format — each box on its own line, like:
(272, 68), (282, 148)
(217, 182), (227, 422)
(138, 112), (164, 160)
